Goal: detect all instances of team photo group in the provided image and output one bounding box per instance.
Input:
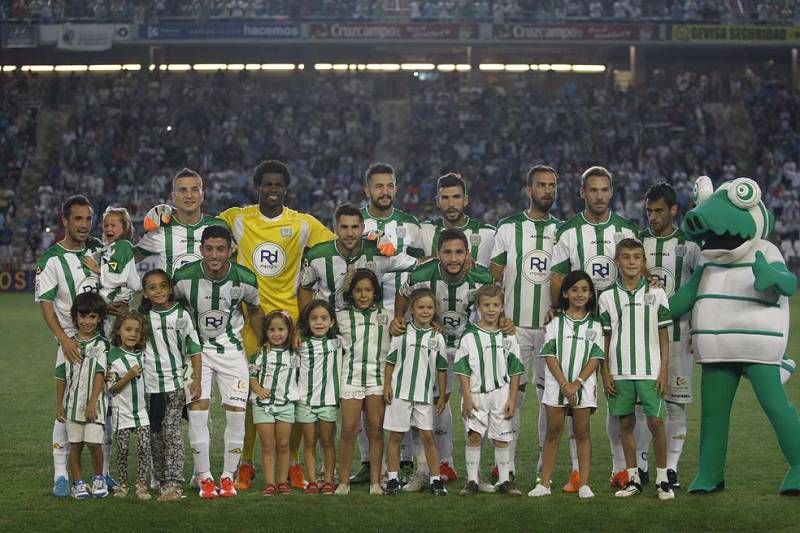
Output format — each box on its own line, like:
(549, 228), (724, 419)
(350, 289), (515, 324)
(38, 158), (800, 503)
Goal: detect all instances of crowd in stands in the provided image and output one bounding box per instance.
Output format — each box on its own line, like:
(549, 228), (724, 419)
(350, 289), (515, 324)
(1, 62), (800, 273)
(2, 0), (798, 23)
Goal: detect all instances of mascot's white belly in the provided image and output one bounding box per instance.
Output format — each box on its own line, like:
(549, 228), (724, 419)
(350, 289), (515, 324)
(692, 240), (789, 365)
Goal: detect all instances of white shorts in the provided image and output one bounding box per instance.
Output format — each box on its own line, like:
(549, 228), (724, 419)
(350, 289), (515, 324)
(516, 327), (546, 388)
(665, 340), (693, 404)
(433, 348), (456, 397)
(67, 421), (105, 444)
(462, 385), (514, 442)
(384, 398), (434, 432)
(193, 350), (249, 409)
(340, 383), (384, 400)
(541, 362), (598, 409)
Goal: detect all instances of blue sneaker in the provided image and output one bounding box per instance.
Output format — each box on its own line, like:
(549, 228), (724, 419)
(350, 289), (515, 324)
(71, 480), (91, 500)
(91, 475), (109, 498)
(53, 476), (69, 497)
(105, 474), (118, 491)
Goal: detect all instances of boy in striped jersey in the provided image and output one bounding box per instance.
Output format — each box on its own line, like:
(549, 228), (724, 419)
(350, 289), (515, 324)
(490, 165), (566, 486)
(419, 173), (496, 267)
(54, 293), (110, 499)
(383, 288), (449, 496)
(454, 285), (524, 497)
(353, 162), (423, 484)
(299, 203), (417, 312)
(137, 168), (228, 275)
(393, 229), (498, 486)
(550, 166), (639, 488)
(639, 182), (701, 488)
(599, 238), (675, 500)
(173, 225), (264, 499)
(37, 194), (104, 496)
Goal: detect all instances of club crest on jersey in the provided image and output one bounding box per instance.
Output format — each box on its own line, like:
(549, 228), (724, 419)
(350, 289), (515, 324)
(644, 293), (655, 306)
(252, 243), (287, 277)
(586, 329), (598, 342)
(675, 244), (686, 257)
(613, 232), (625, 243)
(469, 234), (481, 246)
(280, 227), (293, 239)
(229, 287), (242, 300)
(376, 312), (389, 326)
(427, 337), (440, 351)
(365, 261), (377, 272)
(585, 255), (616, 290)
(522, 250), (552, 285)
(502, 337), (513, 351)
(175, 318), (188, 330)
(396, 226), (406, 239)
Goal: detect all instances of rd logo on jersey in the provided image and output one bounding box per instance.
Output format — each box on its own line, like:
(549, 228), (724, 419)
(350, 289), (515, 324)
(585, 254), (616, 290)
(199, 310), (229, 338)
(173, 252), (202, 271)
(440, 311), (467, 337)
(252, 243), (287, 277)
(522, 250), (552, 285)
(649, 267), (676, 296)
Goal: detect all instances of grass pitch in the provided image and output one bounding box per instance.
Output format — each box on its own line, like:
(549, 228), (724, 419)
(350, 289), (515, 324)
(1, 293), (799, 532)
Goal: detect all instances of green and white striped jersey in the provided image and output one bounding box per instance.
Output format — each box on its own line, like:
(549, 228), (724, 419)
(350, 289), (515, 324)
(491, 212), (561, 328)
(35, 238), (104, 336)
(400, 260), (494, 348)
(55, 333), (109, 423)
(143, 303), (202, 394)
(599, 278), (672, 380)
(640, 227), (701, 342)
(249, 348), (298, 406)
(136, 214), (228, 275)
(552, 212), (639, 291)
(99, 239), (141, 304)
(172, 260), (260, 354)
(337, 306), (391, 388)
(297, 336), (341, 407)
(107, 347), (149, 429)
(300, 239), (416, 310)
(419, 217), (496, 267)
(386, 323), (448, 404)
(538, 313), (604, 383)
(361, 207), (423, 309)
(454, 325), (525, 393)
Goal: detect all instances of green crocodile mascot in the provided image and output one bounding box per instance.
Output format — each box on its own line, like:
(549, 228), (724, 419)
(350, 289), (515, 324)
(670, 176), (800, 495)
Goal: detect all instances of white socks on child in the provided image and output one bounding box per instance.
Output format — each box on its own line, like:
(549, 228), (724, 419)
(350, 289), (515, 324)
(495, 447), (511, 484)
(465, 446), (480, 482)
(634, 404), (651, 473)
(53, 420), (69, 481)
(223, 410), (246, 480)
(188, 410), (211, 478)
(666, 402), (687, 471)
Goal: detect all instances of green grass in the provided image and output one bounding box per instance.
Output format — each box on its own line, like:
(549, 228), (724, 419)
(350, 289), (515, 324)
(1, 293), (799, 532)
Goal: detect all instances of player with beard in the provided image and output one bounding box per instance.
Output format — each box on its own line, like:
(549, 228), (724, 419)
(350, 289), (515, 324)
(419, 173), (496, 267)
(351, 162), (424, 484)
(490, 165), (569, 487)
(551, 166), (640, 489)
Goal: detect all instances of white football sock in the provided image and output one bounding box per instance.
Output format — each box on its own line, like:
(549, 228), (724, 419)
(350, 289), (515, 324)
(435, 402), (453, 466)
(495, 447), (511, 484)
(508, 390), (525, 474)
(358, 411), (370, 464)
(222, 410), (246, 479)
(465, 446), (480, 483)
(102, 414), (113, 476)
(188, 410), (211, 478)
(536, 386), (546, 473)
(656, 467), (668, 485)
(666, 402), (687, 471)
(607, 411), (626, 472)
(53, 420), (69, 481)
(634, 404), (650, 473)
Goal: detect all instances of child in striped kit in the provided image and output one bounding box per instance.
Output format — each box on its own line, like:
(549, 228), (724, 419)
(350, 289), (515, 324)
(454, 285), (524, 497)
(249, 310), (299, 496)
(106, 310), (151, 500)
(336, 269), (392, 495)
(296, 300), (341, 495)
(383, 288), (448, 496)
(528, 271), (604, 499)
(139, 269), (202, 501)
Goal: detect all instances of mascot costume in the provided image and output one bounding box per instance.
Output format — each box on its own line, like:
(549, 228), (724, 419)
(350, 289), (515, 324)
(670, 176), (800, 495)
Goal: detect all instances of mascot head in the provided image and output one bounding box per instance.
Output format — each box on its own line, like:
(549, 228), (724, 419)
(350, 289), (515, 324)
(683, 176), (773, 262)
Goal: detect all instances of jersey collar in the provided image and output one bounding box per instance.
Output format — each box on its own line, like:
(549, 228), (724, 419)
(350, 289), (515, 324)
(645, 226), (679, 239)
(616, 276), (647, 293)
(580, 211), (613, 227)
(201, 261), (232, 282)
